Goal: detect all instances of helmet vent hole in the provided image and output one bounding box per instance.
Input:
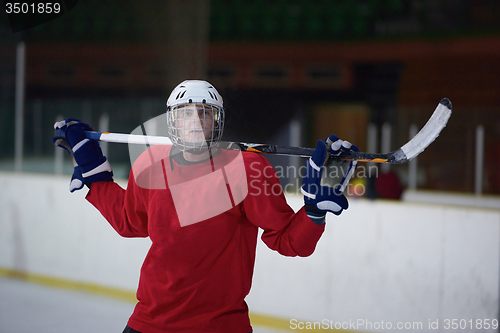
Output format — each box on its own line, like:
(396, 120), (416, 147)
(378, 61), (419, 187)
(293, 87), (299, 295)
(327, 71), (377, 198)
(176, 91), (187, 99)
(209, 91), (218, 100)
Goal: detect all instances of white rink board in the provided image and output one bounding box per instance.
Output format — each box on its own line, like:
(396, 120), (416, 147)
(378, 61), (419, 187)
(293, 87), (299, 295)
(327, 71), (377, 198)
(0, 172), (151, 291)
(248, 197), (500, 332)
(0, 171), (499, 332)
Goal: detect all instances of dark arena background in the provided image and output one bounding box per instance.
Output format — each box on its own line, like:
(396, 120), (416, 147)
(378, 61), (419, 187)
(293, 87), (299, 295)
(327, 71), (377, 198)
(1, 1), (500, 332)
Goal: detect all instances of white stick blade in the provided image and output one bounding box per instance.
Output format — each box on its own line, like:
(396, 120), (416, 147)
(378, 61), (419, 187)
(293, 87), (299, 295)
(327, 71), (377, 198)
(400, 98), (452, 161)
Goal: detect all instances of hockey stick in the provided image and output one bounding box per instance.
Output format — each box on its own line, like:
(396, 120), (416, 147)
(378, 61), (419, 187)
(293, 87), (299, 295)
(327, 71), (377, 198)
(85, 98), (451, 164)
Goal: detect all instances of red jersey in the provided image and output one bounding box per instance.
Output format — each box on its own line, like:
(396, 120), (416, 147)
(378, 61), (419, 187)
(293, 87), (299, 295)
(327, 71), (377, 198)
(86, 146), (324, 333)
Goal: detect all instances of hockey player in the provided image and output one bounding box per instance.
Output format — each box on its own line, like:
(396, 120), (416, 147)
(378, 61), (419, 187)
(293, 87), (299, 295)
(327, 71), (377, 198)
(52, 80), (358, 333)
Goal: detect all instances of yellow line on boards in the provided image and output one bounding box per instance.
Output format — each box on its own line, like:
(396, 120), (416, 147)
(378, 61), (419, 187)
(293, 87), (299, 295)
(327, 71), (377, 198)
(0, 267), (137, 303)
(0, 267), (358, 332)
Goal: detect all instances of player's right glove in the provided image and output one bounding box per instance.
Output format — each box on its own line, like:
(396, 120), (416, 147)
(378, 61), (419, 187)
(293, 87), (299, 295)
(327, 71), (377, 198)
(52, 118), (113, 192)
(301, 134), (358, 224)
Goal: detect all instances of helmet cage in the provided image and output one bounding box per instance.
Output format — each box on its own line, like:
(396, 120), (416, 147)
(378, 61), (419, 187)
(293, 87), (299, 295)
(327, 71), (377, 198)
(166, 103), (225, 153)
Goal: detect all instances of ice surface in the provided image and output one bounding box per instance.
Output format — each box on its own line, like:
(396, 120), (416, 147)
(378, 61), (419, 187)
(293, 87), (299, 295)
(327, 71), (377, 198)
(0, 277), (134, 333)
(0, 277), (287, 333)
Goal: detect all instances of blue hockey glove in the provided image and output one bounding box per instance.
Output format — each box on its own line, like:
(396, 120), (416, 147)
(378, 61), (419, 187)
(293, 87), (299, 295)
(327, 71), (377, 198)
(52, 118), (113, 192)
(301, 134), (358, 224)
(322, 134), (359, 193)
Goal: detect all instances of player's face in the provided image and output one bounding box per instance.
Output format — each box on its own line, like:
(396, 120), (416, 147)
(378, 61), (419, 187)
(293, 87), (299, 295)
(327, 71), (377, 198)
(173, 103), (216, 144)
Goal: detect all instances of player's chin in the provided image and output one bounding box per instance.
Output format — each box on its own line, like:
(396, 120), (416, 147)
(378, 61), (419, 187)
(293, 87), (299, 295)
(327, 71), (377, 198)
(183, 136), (210, 147)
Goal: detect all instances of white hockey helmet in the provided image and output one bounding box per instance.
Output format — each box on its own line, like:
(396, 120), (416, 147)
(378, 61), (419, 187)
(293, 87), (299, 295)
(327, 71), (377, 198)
(166, 80), (225, 153)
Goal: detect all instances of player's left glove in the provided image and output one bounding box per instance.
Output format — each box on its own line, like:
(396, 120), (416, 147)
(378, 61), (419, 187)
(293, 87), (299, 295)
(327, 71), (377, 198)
(301, 134), (359, 224)
(52, 118), (113, 192)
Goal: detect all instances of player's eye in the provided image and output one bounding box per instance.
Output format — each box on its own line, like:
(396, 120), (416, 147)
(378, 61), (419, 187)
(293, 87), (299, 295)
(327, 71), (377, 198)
(199, 108), (212, 118)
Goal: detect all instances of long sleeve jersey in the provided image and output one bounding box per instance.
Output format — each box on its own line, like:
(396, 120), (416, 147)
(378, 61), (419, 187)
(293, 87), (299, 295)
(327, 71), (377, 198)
(86, 146), (325, 333)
